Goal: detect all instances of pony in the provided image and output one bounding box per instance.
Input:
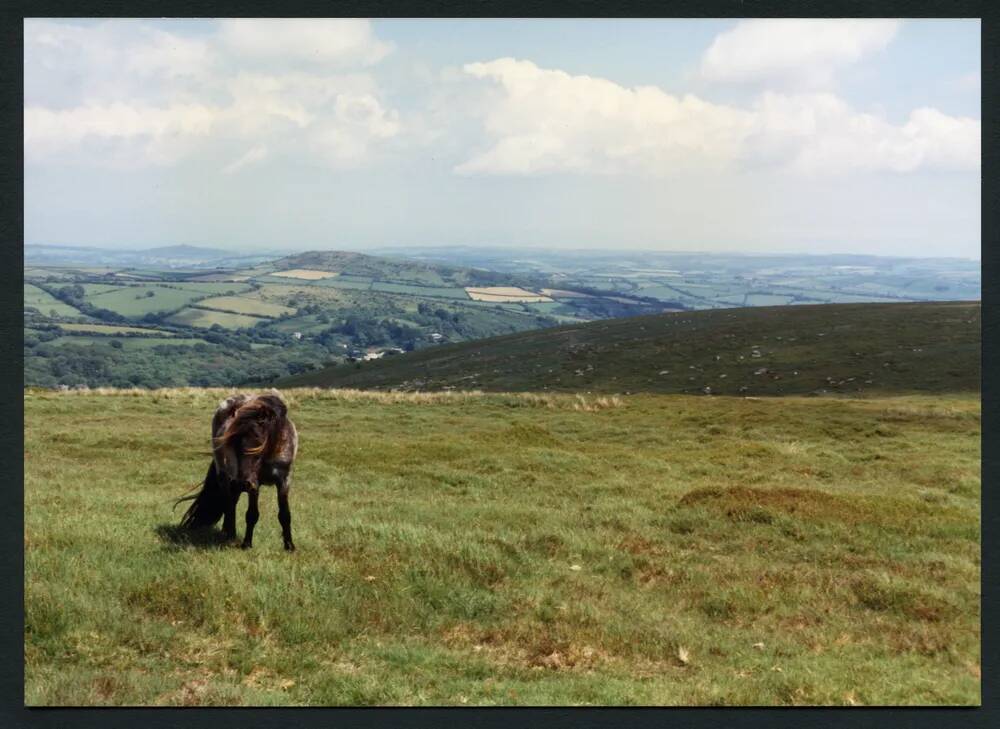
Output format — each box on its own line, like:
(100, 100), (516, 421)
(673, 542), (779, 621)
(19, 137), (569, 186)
(177, 390), (299, 550)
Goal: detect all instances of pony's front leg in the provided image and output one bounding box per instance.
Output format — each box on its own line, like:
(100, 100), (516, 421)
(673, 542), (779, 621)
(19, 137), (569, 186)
(222, 479), (238, 542)
(277, 477), (295, 552)
(241, 487), (259, 549)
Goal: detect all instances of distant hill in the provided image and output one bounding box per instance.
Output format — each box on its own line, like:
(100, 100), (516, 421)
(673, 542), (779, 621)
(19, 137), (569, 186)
(279, 301), (981, 396)
(25, 244), (285, 269)
(266, 250), (549, 289)
(134, 245), (238, 260)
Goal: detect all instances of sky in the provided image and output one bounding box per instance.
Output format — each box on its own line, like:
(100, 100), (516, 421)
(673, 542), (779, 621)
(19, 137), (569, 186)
(23, 18), (982, 259)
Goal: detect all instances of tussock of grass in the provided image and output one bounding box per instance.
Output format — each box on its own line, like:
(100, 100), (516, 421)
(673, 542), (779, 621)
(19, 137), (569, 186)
(25, 386), (625, 412)
(24, 391), (980, 706)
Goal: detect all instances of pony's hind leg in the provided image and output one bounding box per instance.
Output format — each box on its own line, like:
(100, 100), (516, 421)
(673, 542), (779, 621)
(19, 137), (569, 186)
(241, 488), (259, 549)
(222, 480), (238, 542)
(277, 477), (295, 552)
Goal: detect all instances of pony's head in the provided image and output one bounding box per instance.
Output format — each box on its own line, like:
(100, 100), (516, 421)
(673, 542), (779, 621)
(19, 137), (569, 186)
(214, 392), (287, 489)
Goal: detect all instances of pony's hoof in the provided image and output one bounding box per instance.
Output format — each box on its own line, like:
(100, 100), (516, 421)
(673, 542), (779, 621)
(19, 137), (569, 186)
(240, 541), (253, 550)
(284, 542), (296, 552)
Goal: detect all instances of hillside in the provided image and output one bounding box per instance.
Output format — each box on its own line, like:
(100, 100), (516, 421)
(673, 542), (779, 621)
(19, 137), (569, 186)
(279, 301), (981, 396)
(265, 250), (537, 289)
(24, 250), (675, 389)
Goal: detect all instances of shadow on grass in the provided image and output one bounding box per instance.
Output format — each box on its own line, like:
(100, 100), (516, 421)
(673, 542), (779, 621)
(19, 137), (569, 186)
(154, 523), (233, 550)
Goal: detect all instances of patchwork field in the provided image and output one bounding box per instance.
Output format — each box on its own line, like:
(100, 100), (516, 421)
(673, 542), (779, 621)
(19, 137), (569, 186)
(542, 289), (593, 299)
(371, 282), (470, 299)
(24, 389), (980, 706)
(166, 308), (267, 330)
(45, 336), (208, 349)
(58, 323), (175, 336)
(194, 296), (296, 319)
(271, 269), (340, 280)
(466, 287), (554, 303)
(160, 283), (255, 295)
(85, 286), (211, 317)
(24, 284), (84, 318)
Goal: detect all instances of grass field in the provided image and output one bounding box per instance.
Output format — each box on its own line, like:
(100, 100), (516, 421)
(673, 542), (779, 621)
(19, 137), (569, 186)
(45, 336), (208, 350)
(24, 388), (979, 706)
(271, 269), (340, 280)
(86, 285), (210, 317)
(24, 284), (84, 318)
(195, 296), (296, 318)
(467, 287), (553, 303)
(370, 282), (471, 299)
(58, 323), (175, 336)
(164, 283), (254, 294)
(166, 308), (267, 330)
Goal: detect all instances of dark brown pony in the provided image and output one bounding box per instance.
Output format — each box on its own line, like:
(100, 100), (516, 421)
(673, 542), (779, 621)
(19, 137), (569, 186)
(177, 390), (299, 550)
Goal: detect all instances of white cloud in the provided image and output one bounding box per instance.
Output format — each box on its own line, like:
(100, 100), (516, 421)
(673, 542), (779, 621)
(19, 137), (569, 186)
(218, 19), (392, 67)
(222, 145), (268, 175)
(25, 20), (213, 106)
(24, 103), (217, 165)
(24, 19), (401, 170)
(457, 58), (752, 176)
(457, 58), (980, 177)
(310, 94), (402, 166)
(700, 19), (900, 89)
(746, 93), (980, 174)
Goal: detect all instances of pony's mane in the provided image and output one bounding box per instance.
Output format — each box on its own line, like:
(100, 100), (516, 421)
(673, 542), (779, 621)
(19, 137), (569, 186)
(213, 392), (288, 458)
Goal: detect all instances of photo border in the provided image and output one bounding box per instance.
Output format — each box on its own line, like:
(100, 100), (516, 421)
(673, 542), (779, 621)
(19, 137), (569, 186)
(1, 0), (993, 726)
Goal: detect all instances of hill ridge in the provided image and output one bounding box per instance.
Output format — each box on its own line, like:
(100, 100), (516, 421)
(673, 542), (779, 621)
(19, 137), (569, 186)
(278, 301), (981, 396)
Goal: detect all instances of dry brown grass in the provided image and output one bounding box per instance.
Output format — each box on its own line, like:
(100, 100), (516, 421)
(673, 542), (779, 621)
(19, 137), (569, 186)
(270, 269), (339, 280)
(25, 386), (626, 412)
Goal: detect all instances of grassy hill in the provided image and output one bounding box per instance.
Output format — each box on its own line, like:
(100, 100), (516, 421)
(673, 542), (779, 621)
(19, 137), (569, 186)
(279, 301), (981, 396)
(263, 250), (541, 288)
(24, 387), (980, 705)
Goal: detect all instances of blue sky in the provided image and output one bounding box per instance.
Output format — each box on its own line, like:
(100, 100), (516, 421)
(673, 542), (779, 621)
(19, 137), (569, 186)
(24, 18), (981, 258)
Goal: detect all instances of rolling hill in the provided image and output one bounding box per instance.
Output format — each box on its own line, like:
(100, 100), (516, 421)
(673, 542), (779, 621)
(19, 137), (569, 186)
(279, 301), (981, 396)
(25, 249), (679, 389)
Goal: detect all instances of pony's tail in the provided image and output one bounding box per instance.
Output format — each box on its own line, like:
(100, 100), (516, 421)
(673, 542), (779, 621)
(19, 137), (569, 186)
(175, 461), (226, 529)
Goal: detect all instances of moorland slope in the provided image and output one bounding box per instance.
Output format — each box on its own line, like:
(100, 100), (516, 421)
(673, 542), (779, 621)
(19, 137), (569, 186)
(280, 301), (981, 396)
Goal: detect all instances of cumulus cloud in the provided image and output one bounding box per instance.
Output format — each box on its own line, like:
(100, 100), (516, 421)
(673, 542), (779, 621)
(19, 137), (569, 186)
(309, 94), (401, 166)
(700, 19), (900, 89)
(457, 58), (753, 176)
(456, 58), (980, 177)
(218, 19), (392, 67)
(24, 102), (217, 166)
(24, 19), (400, 170)
(25, 20), (212, 107)
(747, 93), (981, 174)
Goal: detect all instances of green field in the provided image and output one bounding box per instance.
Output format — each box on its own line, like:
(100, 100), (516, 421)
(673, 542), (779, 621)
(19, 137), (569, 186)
(268, 315), (334, 335)
(80, 284), (128, 296)
(313, 278), (374, 291)
(86, 285), (211, 317)
(194, 296), (296, 318)
(166, 308), (266, 330)
(24, 388), (980, 706)
(369, 282), (471, 299)
(24, 284), (84, 318)
(745, 294), (794, 306)
(59, 323), (174, 336)
(162, 283), (254, 295)
(46, 336), (208, 349)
